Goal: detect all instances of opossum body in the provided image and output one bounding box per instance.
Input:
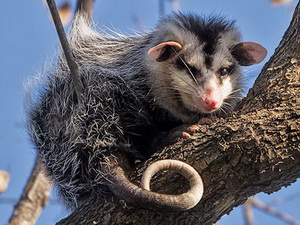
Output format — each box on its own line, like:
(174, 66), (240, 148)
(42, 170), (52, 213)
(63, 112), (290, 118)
(28, 13), (267, 210)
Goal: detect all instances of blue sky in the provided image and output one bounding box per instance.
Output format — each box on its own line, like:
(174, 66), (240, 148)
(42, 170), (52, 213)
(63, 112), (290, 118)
(0, 0), (299, 224)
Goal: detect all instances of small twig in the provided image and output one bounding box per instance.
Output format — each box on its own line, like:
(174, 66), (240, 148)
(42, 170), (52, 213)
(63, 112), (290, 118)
(46, 0), (84, 101)
(0, 170), (10, 193)
(7, 159), (52, 225)
(249, 197), (300, 225)
(243, 198), (254, 225)
(58, 2), (72, 26)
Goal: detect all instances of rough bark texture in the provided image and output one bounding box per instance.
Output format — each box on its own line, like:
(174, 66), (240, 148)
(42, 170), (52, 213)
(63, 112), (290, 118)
(57, 2), (300, 225)
(7, 159), (52, 225)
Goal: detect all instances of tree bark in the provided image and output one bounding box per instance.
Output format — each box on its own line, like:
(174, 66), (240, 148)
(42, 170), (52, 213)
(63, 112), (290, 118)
(57, 2), (300, 225)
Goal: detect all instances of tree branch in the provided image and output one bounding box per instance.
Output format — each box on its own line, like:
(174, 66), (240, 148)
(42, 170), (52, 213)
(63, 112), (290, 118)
(57, 1), (300, 224)
(243, 198), (253, 225)
(250, 197), (300, 225)
(0, 170), (9, 193)
(7, 159), (52, 225)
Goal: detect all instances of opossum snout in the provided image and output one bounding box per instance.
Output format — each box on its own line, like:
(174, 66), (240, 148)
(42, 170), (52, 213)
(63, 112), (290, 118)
(192, 91), (222, 113)
(204, 98), (219, 111)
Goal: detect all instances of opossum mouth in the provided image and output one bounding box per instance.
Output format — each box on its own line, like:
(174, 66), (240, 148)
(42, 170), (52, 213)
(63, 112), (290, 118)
(181, 94), (221, 114)
(181, 99), (218, 114)
(193, 104), (219, 114)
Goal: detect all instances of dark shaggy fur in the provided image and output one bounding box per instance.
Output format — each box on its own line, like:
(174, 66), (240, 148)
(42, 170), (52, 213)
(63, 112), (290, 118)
(28, 14), (242, 208)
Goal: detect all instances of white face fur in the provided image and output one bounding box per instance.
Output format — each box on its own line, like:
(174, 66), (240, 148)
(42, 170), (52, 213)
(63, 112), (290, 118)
(171, 45), (240, 115)
(146, 15), (266, 122)
(146, 33), (241, 121)
(170, 49), (240, 113)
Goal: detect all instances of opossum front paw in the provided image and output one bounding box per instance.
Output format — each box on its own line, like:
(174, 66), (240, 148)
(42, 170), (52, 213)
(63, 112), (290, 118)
(198, 117), (216, 125)
(150, 118), (216, 155)
(167, 124), (202, 142)
(168, 118), (216, 143)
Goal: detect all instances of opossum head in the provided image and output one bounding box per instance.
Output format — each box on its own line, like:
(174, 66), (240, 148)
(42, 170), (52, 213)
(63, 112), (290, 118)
(145, 14), (267, 122)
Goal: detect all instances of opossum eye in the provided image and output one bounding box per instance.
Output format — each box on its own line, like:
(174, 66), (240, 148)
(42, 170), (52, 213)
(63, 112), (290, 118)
(219, 68), (229, 76)
(219, 64), (236, 76)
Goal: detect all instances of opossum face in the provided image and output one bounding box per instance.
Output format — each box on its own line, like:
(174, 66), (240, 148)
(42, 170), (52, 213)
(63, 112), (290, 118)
(147, 15), (267, 121)
(170, 46), (241, 114)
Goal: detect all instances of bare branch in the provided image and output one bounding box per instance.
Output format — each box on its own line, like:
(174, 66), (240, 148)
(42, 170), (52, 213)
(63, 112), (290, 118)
(7, 160), (52, 225)
(243, 198), (254, 225)
(0, 170), (9, 193)
(46, 0), (83, 101)
(272, 0), (293, 6)
(58, 2), (72, 26)
(250, 198), (300, 225)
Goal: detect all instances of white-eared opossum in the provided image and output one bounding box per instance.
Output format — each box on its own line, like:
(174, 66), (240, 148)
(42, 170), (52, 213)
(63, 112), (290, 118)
(28, 13), (267, 210)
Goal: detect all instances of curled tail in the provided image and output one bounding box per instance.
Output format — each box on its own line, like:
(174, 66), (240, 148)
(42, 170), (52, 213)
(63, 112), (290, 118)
(104, 156), (204, 211)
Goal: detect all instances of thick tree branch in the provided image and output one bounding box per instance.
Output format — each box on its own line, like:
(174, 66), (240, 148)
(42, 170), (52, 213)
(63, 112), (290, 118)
(57, 2), (300, 225)
(7, 159), (52, 225)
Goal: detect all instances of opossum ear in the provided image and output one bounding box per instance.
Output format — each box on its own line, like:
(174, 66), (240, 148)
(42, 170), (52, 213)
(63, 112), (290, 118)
(231, 42), (267, 66)
(148, 41), (182, 62)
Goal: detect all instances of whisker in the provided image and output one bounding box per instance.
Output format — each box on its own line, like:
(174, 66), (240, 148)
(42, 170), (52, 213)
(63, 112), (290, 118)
(155, 85), (195, 97)
(154, 94), (182, 103)
(242, 66), (262, 76)
(178, 56), (199, 86)
(169, 70), (197, 92)
(171, 47), (199, 87)
(190, 111), (202, 122)
(168, 86), (195, 94)
(230, 88), (242, 93)
(227, 96), (243, 100)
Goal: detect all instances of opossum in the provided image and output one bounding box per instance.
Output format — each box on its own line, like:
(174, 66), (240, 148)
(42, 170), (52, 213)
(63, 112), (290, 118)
(27, 13), (267, 211)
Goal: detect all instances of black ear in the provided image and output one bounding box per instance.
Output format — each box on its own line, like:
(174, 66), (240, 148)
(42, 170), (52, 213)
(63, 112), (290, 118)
(148, 41), (182, 62)
(231, 42), (267, 66)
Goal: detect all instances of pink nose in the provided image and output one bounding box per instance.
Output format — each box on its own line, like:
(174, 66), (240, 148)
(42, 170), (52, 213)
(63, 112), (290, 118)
(204, 98), (218, 110)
